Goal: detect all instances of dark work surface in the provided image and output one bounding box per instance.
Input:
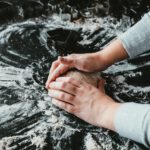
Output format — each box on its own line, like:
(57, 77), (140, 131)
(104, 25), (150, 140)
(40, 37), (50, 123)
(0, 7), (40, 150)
(0, 0), (150, 150)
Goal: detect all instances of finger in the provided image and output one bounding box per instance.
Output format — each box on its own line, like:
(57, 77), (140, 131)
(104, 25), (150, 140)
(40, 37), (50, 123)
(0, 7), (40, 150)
(52, 98), (75, 114)
(49, 81), (78, 96)
(45, 60), (60, 88)
(46, 64), (70, 88)
(56, 77), (83, 87)
(50, 60), (60, 75)
(98, 79), (106, 93)
(48, 89), (75, 104)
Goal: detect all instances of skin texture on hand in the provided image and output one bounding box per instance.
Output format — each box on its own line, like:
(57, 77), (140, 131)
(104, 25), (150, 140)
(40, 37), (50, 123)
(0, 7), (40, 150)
(45, 52), (103, 89)
(99, 39), (128, 67)
(60, 69), (101, 87)
(45, 38), (128, 89)
(46, 38), (126, 130)
(48, 70), (121, 131)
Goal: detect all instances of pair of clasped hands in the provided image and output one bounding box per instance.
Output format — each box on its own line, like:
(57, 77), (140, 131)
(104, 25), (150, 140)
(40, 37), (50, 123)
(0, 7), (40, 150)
(45, 39), (128, 131)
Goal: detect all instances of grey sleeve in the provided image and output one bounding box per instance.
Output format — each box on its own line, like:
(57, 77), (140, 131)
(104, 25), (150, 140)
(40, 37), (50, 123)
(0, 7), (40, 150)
(118, 12), (150, 58)
(114, 102), (150, 148)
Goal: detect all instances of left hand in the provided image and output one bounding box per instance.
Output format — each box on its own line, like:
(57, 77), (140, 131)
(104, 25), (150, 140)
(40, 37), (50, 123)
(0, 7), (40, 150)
(48, 77), (120, 129)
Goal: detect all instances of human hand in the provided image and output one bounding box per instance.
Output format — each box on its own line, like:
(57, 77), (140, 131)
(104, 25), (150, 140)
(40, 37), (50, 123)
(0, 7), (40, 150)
(46, 39), (128, 89)
(45, 52), (107, 89)
(48, 77), (121, 130)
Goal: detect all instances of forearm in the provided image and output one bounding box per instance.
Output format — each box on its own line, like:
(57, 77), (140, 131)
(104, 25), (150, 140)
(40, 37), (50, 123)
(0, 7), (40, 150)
(99, 101), (150, 148)
(119, 12), (150, 58)
(114, 103), (150, 148)
(96, 39), (128, 68)
(95, 12), (150, 69)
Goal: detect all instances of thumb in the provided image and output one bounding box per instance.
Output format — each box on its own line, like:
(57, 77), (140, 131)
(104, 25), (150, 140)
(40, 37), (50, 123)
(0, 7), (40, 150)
(58, 56), (75, 67)
(98, 79), (106, 93)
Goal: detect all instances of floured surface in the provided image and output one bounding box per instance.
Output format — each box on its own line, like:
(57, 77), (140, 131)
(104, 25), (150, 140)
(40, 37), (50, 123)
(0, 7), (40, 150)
(0, 0), (150, 150)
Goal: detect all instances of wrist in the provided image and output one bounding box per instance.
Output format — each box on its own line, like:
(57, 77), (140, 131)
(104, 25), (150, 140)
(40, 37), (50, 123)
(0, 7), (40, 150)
(96, 39), (128, 70)
(97, 97), (122, 131)
(94, 51), (110, 71)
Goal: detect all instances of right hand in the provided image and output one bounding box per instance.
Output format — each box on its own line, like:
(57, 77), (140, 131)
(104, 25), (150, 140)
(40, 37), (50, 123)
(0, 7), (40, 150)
(48, 77), (121, 130)
(45, 52), (107, 89)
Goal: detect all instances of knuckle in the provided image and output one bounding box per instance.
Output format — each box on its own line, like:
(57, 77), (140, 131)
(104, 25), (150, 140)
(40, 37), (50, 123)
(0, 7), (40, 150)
(53, 61), (58, 66)
(72, 86), (77, 93)
(70, 54), (77, 63)
(67, 106), (74, 113)
(62, 102), (67, 108)
(78, 86), (83, 92)
(60, 93), (65, 99)
(68, 95), (74, 101)
(61, 82), (67, 88)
